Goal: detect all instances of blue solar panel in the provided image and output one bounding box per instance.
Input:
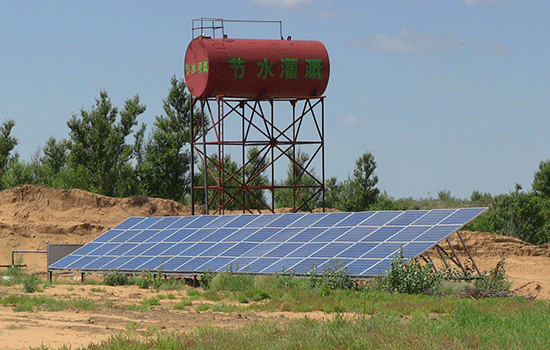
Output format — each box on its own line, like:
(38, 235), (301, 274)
(150, 217), (182, 229)
(102, 256), (132, 269)
(132, 217), (162, 229)
(312, 212), (351, 227)
(287, 243), (325, 258)
(223, 242), (258, 257)
(312, 227), (349, 242)
(289, 213), (326, 227)
(139, 257), (169, 270)
(264, 243), (301, 258)
(267, 213), (305, 227)
(245, 258), (279, 273)
(113, 217), (146, 230)
(200, 257), (234, 271)
(93, 229), (125, 243)
(148, 229), (179, 242)
(440, 207), (486, 225)
(336, 226), (377, 242)
(387, 210), (426, 226)
(120, 257), (152, 270)
(288, 227), (325, 242)
(49, 208), (487, 277)
(261, 258), (301, 273)
(388, 226), (430, 242)
(293, 258), (328, 274)
(312, 243), (353, 258)
(162, 242), (193, 256)
(107, 243), (138, 256)
(85, 256), (115, 270)
(198, 243), (236, 257)
(414, 209), (453, 225)
(365, 226), (403, 242)
(335, 212), (375, 227)
(266, 228), (302, 242)
(166, 216), (195, 229)
(361, 211), (401, 226)
(226, 214), (258, 228)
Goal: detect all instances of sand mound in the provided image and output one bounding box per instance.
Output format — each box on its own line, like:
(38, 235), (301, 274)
(0, 185), (191, 265)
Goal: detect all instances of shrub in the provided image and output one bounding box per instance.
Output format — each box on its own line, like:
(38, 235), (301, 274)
(103, 271), (128, 286)
(470, 257), (512, 298)
(22, 274), (41, 293)
(385, 249), (441, 294)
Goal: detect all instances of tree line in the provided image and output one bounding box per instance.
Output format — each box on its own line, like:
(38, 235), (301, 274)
(1, 76), (549, 244)
(0, 77), (380, 211)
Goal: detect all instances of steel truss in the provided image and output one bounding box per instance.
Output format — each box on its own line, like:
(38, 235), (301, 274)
(418, 231), (482, 279)
(190, 96), (325, 214)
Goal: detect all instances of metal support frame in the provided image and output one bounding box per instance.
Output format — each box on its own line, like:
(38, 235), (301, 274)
(419, 231), (482, 279)
(190, 96), (325, 214)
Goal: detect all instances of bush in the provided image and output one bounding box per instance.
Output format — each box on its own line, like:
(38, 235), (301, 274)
(22, 274), (41, 293)
(103, 271), (128, 286)
(470, 257), (512, 298)
(385, 249), (441, 295)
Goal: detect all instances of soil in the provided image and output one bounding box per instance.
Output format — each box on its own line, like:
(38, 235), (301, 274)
(0, 185), (548, 349)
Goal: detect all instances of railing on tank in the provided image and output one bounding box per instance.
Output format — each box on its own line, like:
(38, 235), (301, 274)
(192, 18), (283, 39)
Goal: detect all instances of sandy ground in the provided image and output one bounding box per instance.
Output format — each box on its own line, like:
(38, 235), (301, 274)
(0, 185), (549, 349)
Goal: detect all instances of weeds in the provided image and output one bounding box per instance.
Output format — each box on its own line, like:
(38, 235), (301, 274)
(103, 271), (128, 286)
(470, 257), (513, 298)
(21, 274), (42, 293)
(385, 249), (441, 295)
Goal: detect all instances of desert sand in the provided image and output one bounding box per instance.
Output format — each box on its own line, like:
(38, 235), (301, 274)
(0, 185), (548, 349)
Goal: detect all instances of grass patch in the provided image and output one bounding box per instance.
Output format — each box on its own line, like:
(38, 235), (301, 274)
(125, 321), (140, 331)
(140, 296), (160, 307)
(195, 303), (210, 312)
(72, 302), (550, 349)
(173, 299), (193, 310)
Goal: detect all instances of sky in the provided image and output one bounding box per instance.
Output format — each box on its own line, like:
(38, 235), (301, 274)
(1, 0), (549, 200)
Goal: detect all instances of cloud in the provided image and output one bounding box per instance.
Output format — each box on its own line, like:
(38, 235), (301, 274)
(339, 115), (360, 127)
(348, 29), (510, 55)
(463, 0), (505, 6)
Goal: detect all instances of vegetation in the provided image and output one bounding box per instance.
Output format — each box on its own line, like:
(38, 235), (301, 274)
(0, 258), (545, 350)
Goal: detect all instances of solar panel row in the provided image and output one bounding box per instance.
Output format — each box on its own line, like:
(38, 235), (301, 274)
(49, 208), (487, 277)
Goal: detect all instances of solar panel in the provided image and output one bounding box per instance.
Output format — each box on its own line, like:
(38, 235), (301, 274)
(48, 208), (487, 276)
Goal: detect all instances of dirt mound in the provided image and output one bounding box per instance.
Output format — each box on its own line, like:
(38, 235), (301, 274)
(0, 185), (191, 265)
(447, 231), (550, 258)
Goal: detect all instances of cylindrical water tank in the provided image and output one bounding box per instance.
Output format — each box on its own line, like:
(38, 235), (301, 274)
(184, 36), (330, 98)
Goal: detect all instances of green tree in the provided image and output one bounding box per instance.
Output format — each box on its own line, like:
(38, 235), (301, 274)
(533, 159), (550, 198)
(195, 153), (242, 211)
(41, 136), (70, 174)
(67, 91), (145, 197)
(137, 77), (193, 202)
(0, 120), (18, 172)
(340, 152), (380, 211)
(468, 184), (550, 244)
(1, 158), (35, 189)
(275, 150), (323, 211)
(242, 146), (269, 210)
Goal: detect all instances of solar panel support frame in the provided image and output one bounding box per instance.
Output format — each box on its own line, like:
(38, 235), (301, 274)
(419, 230), (481, 279)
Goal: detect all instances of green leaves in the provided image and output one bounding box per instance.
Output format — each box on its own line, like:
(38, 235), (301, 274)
(67, 91), (145, 197)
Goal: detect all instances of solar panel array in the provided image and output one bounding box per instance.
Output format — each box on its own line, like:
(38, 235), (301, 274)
(49, 208), (486, 277)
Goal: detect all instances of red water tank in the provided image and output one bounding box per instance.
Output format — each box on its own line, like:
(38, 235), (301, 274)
(184, 36), (330, 99)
